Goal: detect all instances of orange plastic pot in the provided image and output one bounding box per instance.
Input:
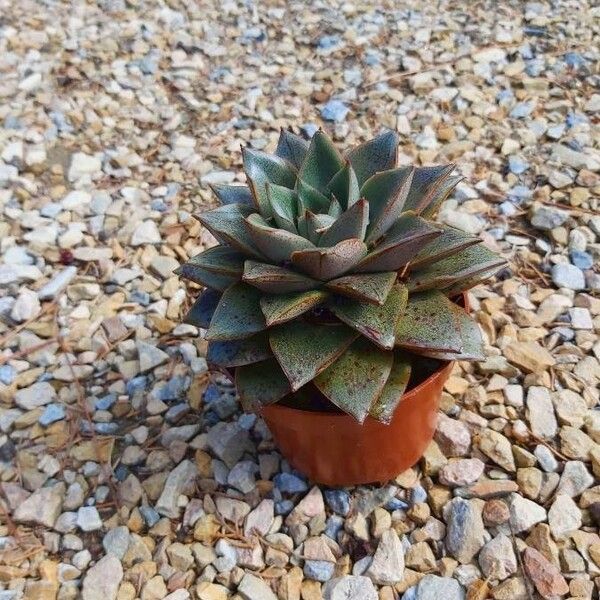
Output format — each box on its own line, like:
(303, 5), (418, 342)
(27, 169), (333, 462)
(259, 360), (453, 486)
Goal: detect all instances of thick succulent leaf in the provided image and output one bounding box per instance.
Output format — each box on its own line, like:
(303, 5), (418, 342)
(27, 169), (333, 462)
(242, 260), (319, 293)
(267, 183), (298, 234)
(329, 284), (407, 349)
(409, 225), (481, 269)
(305, 212), (335, 245)
(183, 289), (221, 329)
(245, 213), (315, 263)
(270, 321), (358, 391)
(354, 212), (442, 273)
(326, 271), (397, 305)
(409, 244), (506, 292)
(314, 337), (393, 423)
(395, 290), (462, 353)
(418, 304), (485, 361)
(296, 210), (309, 239)
(298, 130), (345, 191)
(420, 175), (463, 219)
(291, 238), (368, 281)
(175, 266), (236, 291)
(210, 183), (254, 207)
(362, 167), (414, 243)
(207, 333), (272, 368)
(346, 130), (399, 188)
(243, 147), (297, 218)
(236, 359), (291, 411)
(196, 204), (263, 259)
(275, 129), (309, 169)
(319, 198), (369, 247)
(443, 269), (500, 297)
(403, 164), (456, 214)
(176, 246), (245, 280)
(328, 196), (343, 218)
(260, 290), (329, 326)
(369, 353), (412, 423)
(297, 179), (331, 214)
(205, 283), (266, 341)
(327, 161), (360, 209)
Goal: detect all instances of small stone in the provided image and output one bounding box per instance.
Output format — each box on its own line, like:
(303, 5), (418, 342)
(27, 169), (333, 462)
(414, 575), (465, 600)
(14, 483), (65, 528)
(38, 266), (78, 300)
(523, 547), (569, 600)
(167, 542), (194, 571)
(244, 499), (274, 537)
(69, 152), (102, 181)
(77, 506), (102, 531)
(553, 390), (588, 427)
(548, 494), (582, 539)
(323, 576), (377, 600)
(534, 445), (558, 472)
(439, 459), (485, 487)
(131, 220), (161, 245)
(478, 429), (516, 472)
(509, 494), (547, 534)
(557, 461), (594, 497)
(207, 421), (252, 468)
(482, 499), (510, 526)
(39, 403), (66, 426)
(155, 459), (197, 518)
(321, 99), (349, 122)
(103, 526), (130, 559)
(237, 573), (277, 600)
(530, 206), (569, 230)
(324, 490), (351, 516)
(551, 264), (585, 291)
(478, 534), (517, 580)
(526, 387), (557, 439)
(82, 555), (123, 600)
(444, 498), (486, 564)
(434, 414), (471, 457)
(304, 560), (335, 582)
(365, 529), (405, 585)
(286, 486), (324, 526)
(504, 341), (556, 373)
(137, 341), (169, 372)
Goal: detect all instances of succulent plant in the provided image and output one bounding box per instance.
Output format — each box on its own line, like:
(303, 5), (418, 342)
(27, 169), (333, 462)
(178, 129), (506, 423)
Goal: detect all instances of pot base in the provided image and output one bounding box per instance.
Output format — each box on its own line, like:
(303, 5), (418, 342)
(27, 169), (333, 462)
(260, 360), (454, 487)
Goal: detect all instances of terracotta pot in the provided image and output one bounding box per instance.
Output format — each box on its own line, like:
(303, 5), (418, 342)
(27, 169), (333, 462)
(256, 294), (468, 486)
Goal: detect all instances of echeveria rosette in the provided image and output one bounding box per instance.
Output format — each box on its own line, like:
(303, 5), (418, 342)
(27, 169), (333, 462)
(177, 129), (506, 423)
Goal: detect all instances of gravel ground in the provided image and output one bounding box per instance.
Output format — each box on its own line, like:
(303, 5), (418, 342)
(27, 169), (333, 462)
(1, 1), (599, 599)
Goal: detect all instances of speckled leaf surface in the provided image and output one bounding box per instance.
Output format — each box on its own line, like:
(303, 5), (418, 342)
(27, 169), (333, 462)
(305, 211), (334, 244)
(275, 129), (309, 169)
(409, 244), (506, 292)
(260, 290), (329, 326)
(175, 266), (237, 291)
(245, 213), (315, 263)
(369, 353), (412, 423)
(403, 164), (456, 214)
(207, 332), (272, 368)
(362, 167), (414, 243)
(418, 303), (485, 361)
(210, 183), (254, 207)
(319, 198), (369, 247)
(291, 238), (368, 280)
(297, 179), (331, 214)
(327, 161), (360, 208)
(235, 359), (291, 411)
(330, 284), (407, 349)
(395, 290), (462, 353)
(267, 183), (298, 234)
(196, 204), (263, 259)
(443, 268), (500, 296)
(420, 175), (463, 219)
(326, 271), (397, 305)
(205, 283), (266, 341)
(270, 321), (358, 391)
(242, 260), (319, 293)
(409, 225), (481, 269)
(354, 212), (441, 272)
(298, 130), (345, 191)
(314, 337), (393, 423)
(183, 288), (221, 329)
(243, 147), (297, 218)
(176, 246), (244, 279)
(345, 130), (399, 187)
(328, 196), (343, 219)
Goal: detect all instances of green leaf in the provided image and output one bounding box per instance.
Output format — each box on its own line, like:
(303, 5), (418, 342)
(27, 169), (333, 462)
(409, 225), (481, 269)
(354, 212), (442, 272)
(305, 212), (335, 244)
(175, 266), (237, 291)
(298, 130), (345, 191)
(291, 238), (368, 281)
(329, 284), (407, 349)
(196, 204), (263, 259)
(314, 337), (393, 423)
(443, 269), (499, 297)
(245, 213), (315, 263)
(417, 304), (485, 361)
(362, 167), (414, 243)
(326, 271), (397, 305)
(403, 164), (456, 214)
(183, 289), (221, 328)
(235, 359), (291, 411)
(409, 244), (506, 292)
(260, 290), (330, 326)
(209, 183), (255, 207)
(369, 353), (412, 423)
(328, 196), (343, 218)
(395, 290), (462, 353)
(267, 183), (298, 234)
(420, 175), (463, 219)
(242, 260), (319, 293)
(205, 283), (266, 341)
(275, 129), (309, 169)
(176, 246), (245, 279)
(327, 161), (360, 209)
(243, 147), (297, 218)
(297, 179), (331, 214)
(270, 321), (358, 391)
(319, 198), (369, 247)
(346, 130), (399, 188)
(207, 333), (272, 368)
